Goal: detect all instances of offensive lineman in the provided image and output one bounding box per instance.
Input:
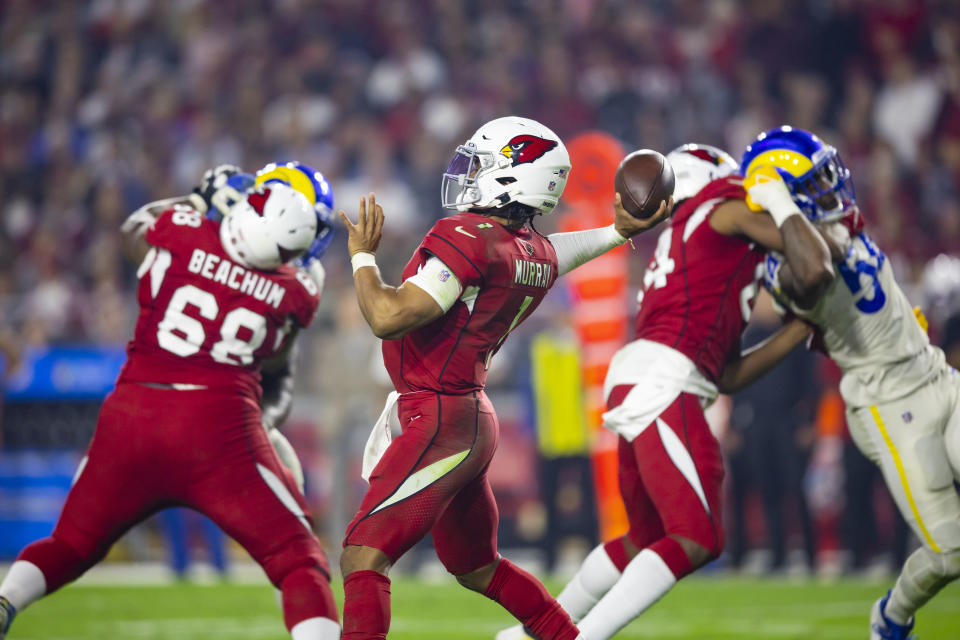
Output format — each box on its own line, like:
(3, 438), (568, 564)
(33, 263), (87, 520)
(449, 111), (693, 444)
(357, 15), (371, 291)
(740, 126), (960, 640)
(128, 161), (335, 492)
(500, 142), (833, 640)
(337, 116), (669, 640)
(0, 179), (340, 639)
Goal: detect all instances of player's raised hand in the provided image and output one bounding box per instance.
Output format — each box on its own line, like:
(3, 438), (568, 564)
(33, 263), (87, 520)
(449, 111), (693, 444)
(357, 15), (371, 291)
(614, 193), (673, 239)
(339, 192), (385, 256)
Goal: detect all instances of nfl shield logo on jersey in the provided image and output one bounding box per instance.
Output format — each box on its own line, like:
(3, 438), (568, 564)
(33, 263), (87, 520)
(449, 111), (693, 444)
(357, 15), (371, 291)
(902, 411), (913, 423)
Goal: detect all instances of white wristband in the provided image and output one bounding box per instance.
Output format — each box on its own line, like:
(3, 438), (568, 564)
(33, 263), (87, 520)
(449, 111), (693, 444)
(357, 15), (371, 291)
(768, 203), (801, 228)
(351, 252), (378, 273)
(746, 173), (803, 228)
(754, 182), (802, 227)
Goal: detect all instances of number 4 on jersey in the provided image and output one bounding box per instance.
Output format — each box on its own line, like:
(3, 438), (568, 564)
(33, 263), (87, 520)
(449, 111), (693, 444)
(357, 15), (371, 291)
(644, 229), (676, 291)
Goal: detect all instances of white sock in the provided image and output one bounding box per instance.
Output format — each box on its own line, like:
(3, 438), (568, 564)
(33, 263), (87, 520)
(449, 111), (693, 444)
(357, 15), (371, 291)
(556, 544), (623, 622)
(290, 616), (341, 639)
(0, 561), (47, 612)
(577, 549), (677, 640)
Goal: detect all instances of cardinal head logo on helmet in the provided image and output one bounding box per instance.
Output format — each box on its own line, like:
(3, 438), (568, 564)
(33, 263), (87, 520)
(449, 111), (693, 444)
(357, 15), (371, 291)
(500, 135), (559, 167)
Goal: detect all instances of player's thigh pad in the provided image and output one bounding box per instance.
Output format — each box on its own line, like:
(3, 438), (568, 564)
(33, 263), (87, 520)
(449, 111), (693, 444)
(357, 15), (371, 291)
(187, 412), (329, 584)
(616, 435), (666, 549)
(343, 391), (497, 562)
(629, 393), (725, 553)
(848, 375), (960, 553)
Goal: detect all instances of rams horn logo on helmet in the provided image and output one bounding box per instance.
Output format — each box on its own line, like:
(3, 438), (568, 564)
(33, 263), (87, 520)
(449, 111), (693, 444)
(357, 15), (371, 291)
(500, 135), (558, 167)
(684, 148), (723, 165)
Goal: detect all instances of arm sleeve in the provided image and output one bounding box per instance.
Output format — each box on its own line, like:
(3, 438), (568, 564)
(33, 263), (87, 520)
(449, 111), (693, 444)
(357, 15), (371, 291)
(404, 255), (464, 313)
(548, 224), (627, 276)
(122, 197), (193, 242)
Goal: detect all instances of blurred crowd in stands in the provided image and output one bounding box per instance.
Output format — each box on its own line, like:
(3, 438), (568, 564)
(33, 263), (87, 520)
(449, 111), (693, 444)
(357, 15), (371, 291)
(3, 0), (960, 344)
(2, 0), (960, 574)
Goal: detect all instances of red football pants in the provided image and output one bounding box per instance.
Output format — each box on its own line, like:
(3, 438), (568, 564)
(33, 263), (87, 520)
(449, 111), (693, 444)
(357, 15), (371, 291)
(16, 382), (334, 625)
(344, 390), (500, 575)
(609, 389), (725, 576)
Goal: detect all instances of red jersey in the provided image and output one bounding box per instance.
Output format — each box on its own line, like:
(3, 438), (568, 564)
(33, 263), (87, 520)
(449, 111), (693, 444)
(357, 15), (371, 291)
(383, 212), (558, 394)
(633, 177), (764, 383)
(118, 207), (320, 399)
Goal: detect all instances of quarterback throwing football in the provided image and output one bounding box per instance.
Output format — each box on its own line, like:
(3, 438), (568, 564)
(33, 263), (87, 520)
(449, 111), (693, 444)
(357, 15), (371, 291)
(338, 116), (669, 640)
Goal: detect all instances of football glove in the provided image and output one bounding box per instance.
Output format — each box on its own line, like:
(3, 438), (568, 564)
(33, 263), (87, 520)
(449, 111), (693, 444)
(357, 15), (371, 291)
(190, 164), (255, 220)
(913, 306), (929, 334)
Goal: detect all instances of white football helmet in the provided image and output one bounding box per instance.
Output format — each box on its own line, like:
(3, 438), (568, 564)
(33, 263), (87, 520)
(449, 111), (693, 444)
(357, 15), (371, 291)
(923, 253), (960, 325)
(220, 182), (317, 270)
(441, 116), (571, 216)
(666, 143), (739, 202)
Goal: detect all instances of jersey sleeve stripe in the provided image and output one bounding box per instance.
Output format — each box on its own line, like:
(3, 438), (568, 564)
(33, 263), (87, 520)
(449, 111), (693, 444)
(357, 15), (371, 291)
(428, 233), (485, 280)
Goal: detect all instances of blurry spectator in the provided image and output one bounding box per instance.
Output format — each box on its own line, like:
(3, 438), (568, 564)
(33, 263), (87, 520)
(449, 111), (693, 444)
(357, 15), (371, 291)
(922, 253), (960, 367)
(726, 291), (818, 573)
(159, 509), (229, 581)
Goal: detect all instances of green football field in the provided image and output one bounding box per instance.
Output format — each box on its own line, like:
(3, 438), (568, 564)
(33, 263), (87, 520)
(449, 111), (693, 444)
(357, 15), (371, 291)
(8, 575), (960, 639)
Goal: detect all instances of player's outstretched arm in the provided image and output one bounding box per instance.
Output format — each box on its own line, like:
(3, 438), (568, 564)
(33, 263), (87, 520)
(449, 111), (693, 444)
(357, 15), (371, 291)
(340, 193), (447, 340)
(712, 170), (833, 308)
(716, 318), (813, 394)
(119, 195), (193, 262)
(548, 194), (672, 276)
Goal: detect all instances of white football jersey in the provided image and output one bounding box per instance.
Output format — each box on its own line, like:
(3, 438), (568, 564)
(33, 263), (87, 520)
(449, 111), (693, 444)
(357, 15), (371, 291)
(777, 232), (945, 409)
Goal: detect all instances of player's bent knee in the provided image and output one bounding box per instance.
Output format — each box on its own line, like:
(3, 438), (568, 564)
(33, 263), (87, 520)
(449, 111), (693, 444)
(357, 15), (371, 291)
(340, 544), (391, 578)
(18, 534), (98, 594)
(929, 547), (960, 579)
(256, 538), (330, 589)
(671, 535), (718, 570)
(453, 558), (500, 593)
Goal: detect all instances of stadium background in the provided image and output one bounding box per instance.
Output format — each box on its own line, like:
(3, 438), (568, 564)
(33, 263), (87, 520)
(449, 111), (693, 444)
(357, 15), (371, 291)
(2, 0), (960, 637)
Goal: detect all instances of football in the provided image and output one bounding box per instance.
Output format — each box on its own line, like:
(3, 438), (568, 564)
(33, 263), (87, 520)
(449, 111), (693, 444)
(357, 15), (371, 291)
(614, 149), (676, 219)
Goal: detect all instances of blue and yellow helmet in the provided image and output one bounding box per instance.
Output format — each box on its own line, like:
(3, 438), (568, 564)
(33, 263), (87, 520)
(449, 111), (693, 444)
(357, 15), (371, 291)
(255, 161), (335, 261)
(740, 126), (855, 223)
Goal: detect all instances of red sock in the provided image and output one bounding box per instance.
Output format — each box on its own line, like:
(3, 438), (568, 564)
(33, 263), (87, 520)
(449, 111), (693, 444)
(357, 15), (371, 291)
(602, 537), (631, 572)
(280, 566), (339, 630)
(483, 559), (579, 640)
(342, 570), (391, 640)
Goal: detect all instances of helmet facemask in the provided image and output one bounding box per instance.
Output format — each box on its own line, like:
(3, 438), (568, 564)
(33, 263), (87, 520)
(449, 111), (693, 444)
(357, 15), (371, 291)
(785, 146), (856, 224)
(441, 142), (503, 210)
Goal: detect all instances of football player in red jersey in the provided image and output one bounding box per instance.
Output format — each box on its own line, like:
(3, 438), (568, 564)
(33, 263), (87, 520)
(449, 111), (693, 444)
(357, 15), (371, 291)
(499, 143), (835, 640)
(0, 179), (340, 640)
(335, 116), (669, 640)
